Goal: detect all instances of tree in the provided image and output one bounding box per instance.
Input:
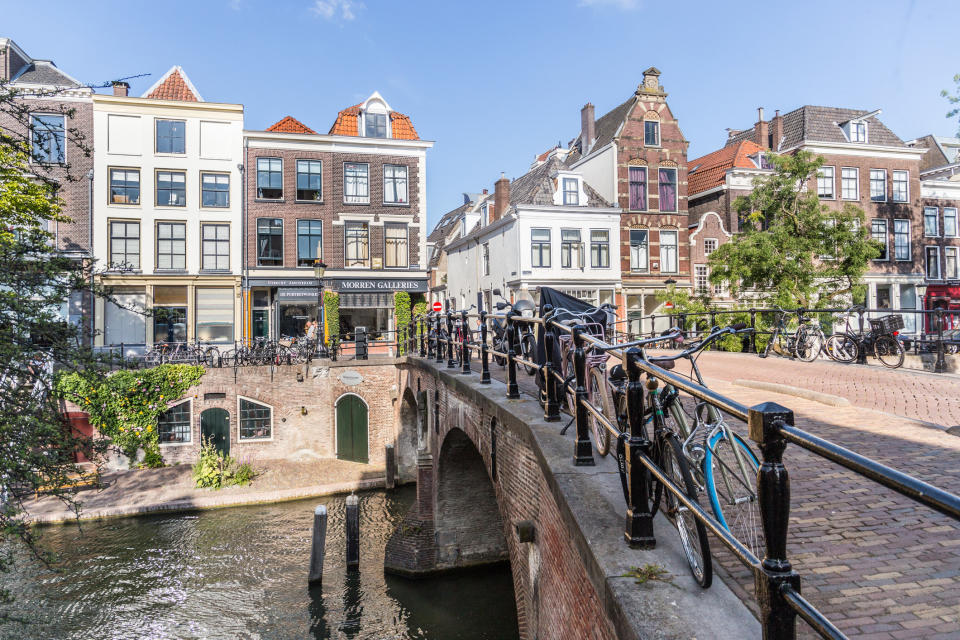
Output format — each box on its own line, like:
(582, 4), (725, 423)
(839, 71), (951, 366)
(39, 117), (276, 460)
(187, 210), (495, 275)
(708, 151), (880, 309)
(942, 74), (960, 137)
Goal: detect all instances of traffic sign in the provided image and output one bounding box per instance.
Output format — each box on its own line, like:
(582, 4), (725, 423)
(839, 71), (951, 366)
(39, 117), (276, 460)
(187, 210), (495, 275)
(432, 301), (443, 312)
(664, 301), (674, 309)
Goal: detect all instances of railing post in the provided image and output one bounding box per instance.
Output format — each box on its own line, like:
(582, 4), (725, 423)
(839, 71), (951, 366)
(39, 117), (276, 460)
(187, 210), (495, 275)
(749, 308), (757, 354)
(748, 402), (800, 640)
(461, 310), (471, 374)
(479, 310), (491, 384)
(624, 347), (655, 548)
(709, 310), (717, 330)
(572, 326), (594, 466)
(542, 312), (561, 423)
(505, 311), (520, 399)
(418, 317), (426, 357)
(446, 311), (456, 369)
(856, 307), (867, 364)
(649, 314), (656, 339)
(935, 308), (947, 373)
(426, 315), (434, 359)
(434, 315), (444, 365)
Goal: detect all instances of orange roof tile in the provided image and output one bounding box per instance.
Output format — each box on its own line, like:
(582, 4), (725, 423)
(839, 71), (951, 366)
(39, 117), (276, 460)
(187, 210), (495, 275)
(328, 104), (420, 140)
(687, 140), (765, 195)
(389, 112), (419, 140)
(143, 66), (202, 102)
(266, 116), (316, 134)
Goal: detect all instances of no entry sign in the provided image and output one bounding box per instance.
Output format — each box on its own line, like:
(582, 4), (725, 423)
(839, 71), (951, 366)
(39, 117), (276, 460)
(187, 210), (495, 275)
(432, 301), (443, 312)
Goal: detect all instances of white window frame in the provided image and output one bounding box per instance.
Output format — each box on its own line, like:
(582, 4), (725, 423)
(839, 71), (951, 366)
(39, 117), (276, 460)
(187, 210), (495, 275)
(841, 167), (859, 201)
(945, 246), (959, 280)
(202, 223), (231, 271)
(590, 229), (609, 269)
(694, 264), (709, 294)
(155, 118), (186, 155)
(383, 164), (408, 205)
(871, 218), (888, 262)
(531, 228), (551, 268)
(630, 229), (649, 273)
(158, 398), (193, 446)
(563, 178), (579, 206)
(482, 243), (490, 276)
(344, 221), (370, 268)
(30, 113), (66, 164)
(925, 246), (941, 280)
(659, 229), (678, 274)
(869, 169), (886, 203)
(849, 121), (867, 143)
(343, 162), (370, 205)
(560, 228), (581, 269)
(237, 395), (274, 442)
(944, 207), (958, 238)
(817, 166), (835, 199)
(644, 120), (660, 147)
(703, 238), (718, 257)
(892, 170), (909, 203)
(894, 219), (911, 262)
(924, 207), (939, 238)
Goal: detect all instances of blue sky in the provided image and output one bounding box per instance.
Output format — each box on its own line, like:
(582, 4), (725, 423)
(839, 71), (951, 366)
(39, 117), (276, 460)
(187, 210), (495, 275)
(6, 0), (959, 227)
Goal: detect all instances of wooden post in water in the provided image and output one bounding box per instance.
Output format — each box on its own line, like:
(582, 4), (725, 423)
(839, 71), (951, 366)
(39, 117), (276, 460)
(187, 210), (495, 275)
(345, 494), (360, 571)
(308, 505), (328, 584)
(384, 444), (397, 489)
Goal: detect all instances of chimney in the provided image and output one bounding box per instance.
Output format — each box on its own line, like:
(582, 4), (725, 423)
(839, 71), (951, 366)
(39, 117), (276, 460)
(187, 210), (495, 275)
(482, 188), (488, 194)
(580, 103), (595, 154)
(492, 172), (510, 222)
(754, 107), (769, 150)
(770, 109), (783, 152)
(112, 81), (130, 97)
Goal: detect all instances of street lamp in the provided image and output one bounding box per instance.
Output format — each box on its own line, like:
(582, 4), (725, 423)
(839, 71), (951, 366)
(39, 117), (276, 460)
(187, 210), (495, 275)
(664, 277), (677, 286)
(314, 259), (328, 357)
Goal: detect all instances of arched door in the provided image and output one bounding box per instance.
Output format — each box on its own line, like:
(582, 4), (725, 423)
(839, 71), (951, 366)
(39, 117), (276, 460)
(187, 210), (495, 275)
(336, 395), (368, 463)
(201, 408), (230, 457)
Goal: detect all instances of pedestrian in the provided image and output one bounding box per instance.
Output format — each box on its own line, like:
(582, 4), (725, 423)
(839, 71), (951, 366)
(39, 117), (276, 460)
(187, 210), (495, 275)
(306, 320), (318, 341)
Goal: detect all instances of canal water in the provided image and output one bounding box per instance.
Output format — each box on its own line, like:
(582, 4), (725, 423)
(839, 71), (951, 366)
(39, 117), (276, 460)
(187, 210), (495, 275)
(1, 487), (519, 639)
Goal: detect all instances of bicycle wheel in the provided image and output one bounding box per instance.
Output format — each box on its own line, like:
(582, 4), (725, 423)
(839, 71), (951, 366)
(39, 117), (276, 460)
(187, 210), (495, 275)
(562, 350), (578, 415)
(521, 332), (538, 376)
(824, 333), (857, 363)
(659, 431), (712, 588)
(794, 328), (822, 362)
(873, 335), (904, 369)
(704, 430), (764, 562)
(204, 347), (221, 368)
(588, 367), (611, 456)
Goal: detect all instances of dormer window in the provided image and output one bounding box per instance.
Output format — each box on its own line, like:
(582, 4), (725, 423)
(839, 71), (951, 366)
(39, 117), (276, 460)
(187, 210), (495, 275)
(563, 178), (579, 205)
(850, 121), (867, 143)
(365, 112), (387, 138)
(749, 152), (774, 170)
(481, 204), (489, 226)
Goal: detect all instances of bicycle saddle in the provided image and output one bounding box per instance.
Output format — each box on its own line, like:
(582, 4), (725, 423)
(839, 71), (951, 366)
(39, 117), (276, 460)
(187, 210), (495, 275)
(648, 356), (676, 371)
(609, 363), (626, 381)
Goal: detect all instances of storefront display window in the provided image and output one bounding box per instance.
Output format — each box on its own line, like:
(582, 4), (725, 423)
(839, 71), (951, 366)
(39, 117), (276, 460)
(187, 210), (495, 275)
(196, 288), (234, 343)
(279, 302), (318, 339)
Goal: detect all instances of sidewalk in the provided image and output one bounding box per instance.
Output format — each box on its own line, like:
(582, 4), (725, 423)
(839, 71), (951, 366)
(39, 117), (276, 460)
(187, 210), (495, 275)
(25, 458), (387, 525)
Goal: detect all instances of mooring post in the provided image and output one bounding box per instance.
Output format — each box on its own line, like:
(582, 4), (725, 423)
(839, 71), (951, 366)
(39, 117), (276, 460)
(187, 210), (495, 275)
(308, 504), (328, 584)
(749, 402), (800, 640)
(345, 494), (360, 572)
(384, 444), (396, 489)
(624, 348), (654, 547)
(479, 310), (491, 384)
(572, 326), (594, 466)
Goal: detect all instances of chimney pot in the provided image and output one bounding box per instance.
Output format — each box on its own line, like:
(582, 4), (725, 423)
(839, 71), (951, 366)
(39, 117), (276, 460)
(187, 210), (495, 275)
(580, 103), (596, 155)
(112, 81), (130, 97)
(757, 107), (765, 122)
(482, 188), (488, 194)
(754, 107), (770, 151)
(493, 173), (510, 222)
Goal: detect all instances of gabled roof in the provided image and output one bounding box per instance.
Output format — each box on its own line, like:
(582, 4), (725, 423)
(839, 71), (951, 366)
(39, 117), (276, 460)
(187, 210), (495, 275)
(266, 115), (316, 134)
(510, 156), (611, 208)
(428, 202), (470, 244)
(687, 140), (765, 195)
(726, 106), (904, 150)
(328, 101), (420, 140)
(565, 95), (636, 165)
(10, 59), (83, 88)
(141, 66), (203, 102)
(909, 134), (960, 173)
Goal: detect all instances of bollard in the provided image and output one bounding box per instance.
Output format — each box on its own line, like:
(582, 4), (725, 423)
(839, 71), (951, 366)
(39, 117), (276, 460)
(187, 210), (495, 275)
(345, 494), (360, 571)
(505, 311), (520, 399)
(308, 505), (328, 584)
(446, 311), (456, 369)
(624, 348), (654, 547)
(461, 310), (471, 374)
(572, 326), (594, 466)
(479, 310), (491, 384)
(384, 444), (396, 489)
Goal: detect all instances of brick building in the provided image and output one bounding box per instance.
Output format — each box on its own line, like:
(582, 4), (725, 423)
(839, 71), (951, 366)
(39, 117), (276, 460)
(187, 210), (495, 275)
(243, 92), (432, 341)
(564, 67), (691, 332)
(426, 190), (492, 307)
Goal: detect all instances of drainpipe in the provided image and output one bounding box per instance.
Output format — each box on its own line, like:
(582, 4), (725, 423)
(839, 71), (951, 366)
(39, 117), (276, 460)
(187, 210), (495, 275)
(87, 168), (95, 344)
(239, 149), (247, 343)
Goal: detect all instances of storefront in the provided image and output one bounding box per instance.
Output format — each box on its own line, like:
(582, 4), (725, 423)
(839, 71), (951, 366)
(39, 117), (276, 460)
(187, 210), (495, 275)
(923, 284), (960, 334)
(327, 278), (428, 341)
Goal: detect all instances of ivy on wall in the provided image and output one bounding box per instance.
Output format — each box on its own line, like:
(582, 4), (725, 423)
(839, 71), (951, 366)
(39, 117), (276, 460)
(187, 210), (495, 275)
(56, 364), (204, 467)
(324, 290), (340, 342)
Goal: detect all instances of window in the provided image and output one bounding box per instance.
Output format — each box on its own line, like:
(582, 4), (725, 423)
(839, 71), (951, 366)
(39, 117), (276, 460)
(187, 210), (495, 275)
(344, 163), (369, 204)
(256, 158), (283, 199)
(560, 229), (581, 268)
(628, 166), (647, 210)
(944, 208), (958, 238)
(201, 173), (230, 208)
(385, 223), (408, 268)
(703, 238), (718, 256)
(695, 265), (709, 294)
(841, 168), (859, 200)
(110, 168), (140, 205)
(892, 170), (909, 203)
(876, 285), (892, 309)
(869, 169), (886, 202)
(155, 119), (185, 154)
(590, 230), (609, 268)
(924, 207), (939, 237)
(644, 120), (660, 146)
(563, 178), (579, 205)
(296, 160), (322, 201)
(481, 205), (489, 226)
(153, 299), (186, 344)
(894, 219), (910, 261)
(365, 112), (387, 138)
(817, 166), (835, 199)
(31, 114), (65, 163)
(104, 290), (146, 345)
(383, 164), (408, 204)
(658, 168), (677, 212)
(195, 288), (234, 343)
(926, 246), (941, 279)
(239, 398), (272, 440)
(345, 221), (369, 267)
(946, 247), (959, 280)
(531, 228), (551, 268)
(659, 229), (678, 273)
(156, 171), (186, 207)
(110, 221), (140, 270)
(630, 229), (648, 272)
(202, 224), (230, 271)
(871, 219), (888, 261)
(156, 222), (186, 270)
(158, 401), (191, 443)
(850, 121), (867, 143)
(296, 220), (323, 267)
(256, 218), (283, 266)
(482, 243), (490, 276)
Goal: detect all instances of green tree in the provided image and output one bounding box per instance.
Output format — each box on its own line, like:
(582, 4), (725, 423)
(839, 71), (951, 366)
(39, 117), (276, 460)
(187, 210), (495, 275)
(942, 74), (960, 136)
(708, 151), (879, 309)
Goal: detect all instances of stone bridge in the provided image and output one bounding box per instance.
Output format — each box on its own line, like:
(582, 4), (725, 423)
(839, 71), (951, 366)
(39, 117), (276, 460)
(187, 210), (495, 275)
(386, 356), (757, 640)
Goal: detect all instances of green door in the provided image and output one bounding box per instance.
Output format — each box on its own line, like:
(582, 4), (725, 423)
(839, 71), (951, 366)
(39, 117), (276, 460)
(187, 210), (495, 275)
(201, 408), (230, 457)
(336, 395), (368, 463)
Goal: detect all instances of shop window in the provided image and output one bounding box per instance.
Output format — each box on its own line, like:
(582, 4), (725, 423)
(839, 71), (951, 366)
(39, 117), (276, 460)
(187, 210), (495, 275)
(158, 400), (191, 444)
(104, 290), (146, 346)
(196, 288), (234, 343)
(239, 398), (272, 440)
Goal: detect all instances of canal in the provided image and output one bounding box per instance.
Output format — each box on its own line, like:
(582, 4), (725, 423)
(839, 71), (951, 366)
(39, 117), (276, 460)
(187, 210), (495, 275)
(1, 487), (519, 639)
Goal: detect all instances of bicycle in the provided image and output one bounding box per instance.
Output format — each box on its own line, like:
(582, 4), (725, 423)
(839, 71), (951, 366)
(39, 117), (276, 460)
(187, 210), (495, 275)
(490, 289), (537, 374)
(824, 309), (905, 369)
(793, 314), (826, 362)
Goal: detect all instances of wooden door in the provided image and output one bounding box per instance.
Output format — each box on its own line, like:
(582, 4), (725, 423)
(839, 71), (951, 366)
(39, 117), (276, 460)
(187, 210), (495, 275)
(201, 408), (230, 456)
(336, 395), (368, 463)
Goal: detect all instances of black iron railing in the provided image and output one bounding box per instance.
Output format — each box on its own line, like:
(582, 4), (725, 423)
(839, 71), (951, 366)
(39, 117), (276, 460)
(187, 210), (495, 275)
(407, 309), (960, 640)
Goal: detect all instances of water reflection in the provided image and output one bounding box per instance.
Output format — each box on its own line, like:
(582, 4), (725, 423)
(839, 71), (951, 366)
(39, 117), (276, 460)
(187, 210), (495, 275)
(1, 487), (519, 640)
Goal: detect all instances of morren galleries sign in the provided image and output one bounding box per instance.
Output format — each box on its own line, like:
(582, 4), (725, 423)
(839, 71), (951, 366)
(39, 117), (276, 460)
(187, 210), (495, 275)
(331, 278), (428, 293)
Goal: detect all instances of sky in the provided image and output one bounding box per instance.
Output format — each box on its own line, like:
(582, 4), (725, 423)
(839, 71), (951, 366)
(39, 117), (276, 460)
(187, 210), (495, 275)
(5, 0), (959, 228)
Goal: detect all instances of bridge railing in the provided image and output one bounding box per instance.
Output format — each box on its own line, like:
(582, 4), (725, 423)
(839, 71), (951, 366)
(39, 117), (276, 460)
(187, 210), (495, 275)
(409, 309), (960, 640)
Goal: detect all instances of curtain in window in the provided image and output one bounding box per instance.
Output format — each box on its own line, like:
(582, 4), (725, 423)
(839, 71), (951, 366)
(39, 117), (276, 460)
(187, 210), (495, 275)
(195, 288), (234, 343)
(385, 224), (408, 267)
(659, 230), (677, 272)
(345, 223), (369, 266)
(658, 169), (676, 212)
(629, 167), (646, 210)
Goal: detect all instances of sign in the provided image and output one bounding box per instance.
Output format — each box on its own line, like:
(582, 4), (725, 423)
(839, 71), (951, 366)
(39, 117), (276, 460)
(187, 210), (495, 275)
(277, 288), (319, 300)
(331, 278), (428, 293)
(247, 277), (319, 288)
(338, 370), (364, 386)
(432, 301), (442, 312)
(664, 301), (674, 309)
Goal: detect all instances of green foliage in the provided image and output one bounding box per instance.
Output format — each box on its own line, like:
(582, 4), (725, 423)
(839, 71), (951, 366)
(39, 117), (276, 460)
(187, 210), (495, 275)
(622, 563), (676, 587)
(413, 299), (428, 341)
(324, 291), (340, 342)
(942, 74), (960, 136)
(708, 151), (879, 309)
(56, 364), (204, 467)
(192, 438), (256, 489)
(394, 291), (413, 353)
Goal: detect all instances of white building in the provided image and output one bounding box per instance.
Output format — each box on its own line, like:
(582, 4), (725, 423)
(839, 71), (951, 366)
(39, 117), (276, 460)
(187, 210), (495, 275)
(444, 154), (622, 312)
(92, 67), (244, 348)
